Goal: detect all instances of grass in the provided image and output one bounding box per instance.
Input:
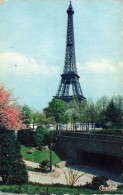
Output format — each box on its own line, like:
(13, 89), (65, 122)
(0, 184), (123, 194)
(21, 145), (61, 164)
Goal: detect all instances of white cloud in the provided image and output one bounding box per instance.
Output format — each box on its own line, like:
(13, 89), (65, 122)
(77, 59), (123, 97)
(77, 59), (118, 74)
(119, 62), (123, 70)
(0, 52), (60, 77)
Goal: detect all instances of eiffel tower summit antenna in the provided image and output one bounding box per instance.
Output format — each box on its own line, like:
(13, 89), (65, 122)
(54, 1), (86, 103)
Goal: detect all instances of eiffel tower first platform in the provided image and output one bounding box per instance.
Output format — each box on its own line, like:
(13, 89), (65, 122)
(54, 1), (86, 103)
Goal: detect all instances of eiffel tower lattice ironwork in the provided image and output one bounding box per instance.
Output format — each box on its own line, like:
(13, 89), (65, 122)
(54, 1), (86, 103)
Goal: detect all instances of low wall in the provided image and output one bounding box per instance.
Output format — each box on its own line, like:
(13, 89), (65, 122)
(56, 132), (123, 160)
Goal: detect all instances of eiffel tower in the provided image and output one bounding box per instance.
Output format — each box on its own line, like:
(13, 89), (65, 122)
(54, 1), (86, 103)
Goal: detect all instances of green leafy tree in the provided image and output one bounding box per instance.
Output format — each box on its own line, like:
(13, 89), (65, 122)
(95, 96), (109, 128)
(21, 104), (33, 125)
(35, 112), (55, 127)
(35, 112), (46, 125)
(112, 95), (123, 110)
(9, 158), (28, 193)
(68, 99), (84, 130)
(31, 111), (40, 128)
(104, 99), (122, 129)
(33, 127), (50, 148)
(0, 129), (28, 186)
(78, 100), (97, 130)
(68, 108), (79, 130)
(69, 99), (96, 129)
(112, 95), (123, 122)
(84, 100), (96, 123)
(44, 99), (69, 130)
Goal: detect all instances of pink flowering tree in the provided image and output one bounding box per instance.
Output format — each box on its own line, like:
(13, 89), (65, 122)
(0, 86), (25, 131)
(0, 86), (28, 187)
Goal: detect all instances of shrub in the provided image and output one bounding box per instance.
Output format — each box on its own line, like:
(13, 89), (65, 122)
(38, 160), (50, 172)
(40, 160), (50, 168)
(18, 127), (50, 148)
(91, 176), (108, 190)
(33, 127), (50, 148)
(62, 168), (85, 187)
(17, 129), (35, 146)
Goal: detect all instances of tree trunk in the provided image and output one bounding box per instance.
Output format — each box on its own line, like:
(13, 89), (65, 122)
(56, 123), (58, 131)
(33, 121), (35, 130)
(71, 122), (72, 131)
(86, 123), (88, 131)
(75, 121), (77, 131)
(2, 175), (8, 184)
(19, 185), (21, 193)
(46, 187), (48, 194)
(73, 122), (74, 131)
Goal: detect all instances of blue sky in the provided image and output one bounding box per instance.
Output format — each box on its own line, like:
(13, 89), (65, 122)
(0, 0), (123, 111)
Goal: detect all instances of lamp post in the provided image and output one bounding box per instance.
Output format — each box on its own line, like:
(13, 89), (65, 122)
(50, 130), (52, 172)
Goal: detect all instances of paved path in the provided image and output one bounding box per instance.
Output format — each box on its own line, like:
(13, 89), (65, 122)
(24, 160), (92, 185)
(24, 160), (123, 186)
(25, 161), (122, 186)
(24, 160), (39, 168)
(28, 168), (92, 186)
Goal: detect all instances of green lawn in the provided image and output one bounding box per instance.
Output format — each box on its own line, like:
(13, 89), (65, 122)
(0, 184), (123, 194)
(21, 145), (61, 164)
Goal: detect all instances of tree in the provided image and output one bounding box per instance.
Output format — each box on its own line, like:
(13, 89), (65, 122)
(20, 106), (55, 129)
(33, 112), (55, 127)
(20, 104), (33, 125)
(68, 99), (97, 130)
(0, 86), (28, 192)
(44, 99), (69, 130)
(84, 100), (96, 123)
(104, 99), (122, 129)
(95, 96), (110, 128)
(0, 86), (25, 130)
(32, 111), (45, 126)
(11, 159), (28, 193)
(112, 95), (123, 111)
(68, 100), (80, 130)
(33, 127), (50, 148)
(0, 129), (28, 187)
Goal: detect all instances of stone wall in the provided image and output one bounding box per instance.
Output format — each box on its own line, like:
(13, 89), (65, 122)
(56, 133), (123, 161)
